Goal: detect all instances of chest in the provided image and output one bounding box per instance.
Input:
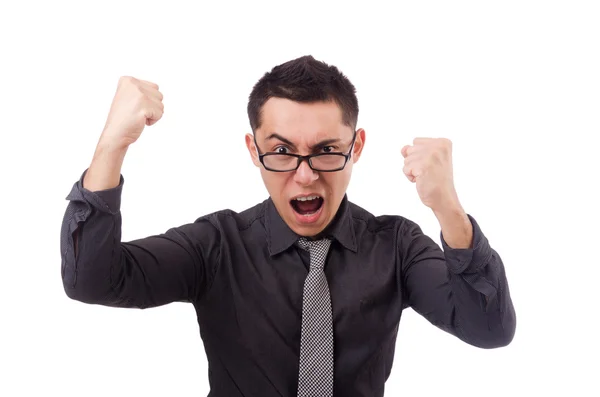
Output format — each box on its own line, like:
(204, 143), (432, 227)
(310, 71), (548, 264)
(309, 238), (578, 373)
(204, 244), (403, 342)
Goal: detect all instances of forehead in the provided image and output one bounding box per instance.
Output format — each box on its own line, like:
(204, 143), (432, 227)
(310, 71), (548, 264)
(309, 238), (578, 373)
(257, 97), (351, 141)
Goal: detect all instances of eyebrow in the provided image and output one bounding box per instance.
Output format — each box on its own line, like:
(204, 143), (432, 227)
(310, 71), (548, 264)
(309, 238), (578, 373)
(265, 133), (342, 150)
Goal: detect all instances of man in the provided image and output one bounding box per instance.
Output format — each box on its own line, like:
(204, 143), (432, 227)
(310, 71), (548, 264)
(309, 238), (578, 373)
(60, 55), (516, 397)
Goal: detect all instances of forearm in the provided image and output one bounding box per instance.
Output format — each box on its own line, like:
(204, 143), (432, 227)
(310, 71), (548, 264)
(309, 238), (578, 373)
(61, 174), (125, 305)
(441, 214), (516, 348)
(450, 253), (516, 348)
(62, 180), (156, 308)
(433, 198), (473, 249)
(83, 134), (129, 192)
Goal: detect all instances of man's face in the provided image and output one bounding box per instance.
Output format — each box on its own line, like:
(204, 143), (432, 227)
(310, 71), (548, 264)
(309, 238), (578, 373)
(245, 98), (365, 237)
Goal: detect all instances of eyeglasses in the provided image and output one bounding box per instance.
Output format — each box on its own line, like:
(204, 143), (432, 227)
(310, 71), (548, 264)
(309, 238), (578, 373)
(254, 131), (357, 172)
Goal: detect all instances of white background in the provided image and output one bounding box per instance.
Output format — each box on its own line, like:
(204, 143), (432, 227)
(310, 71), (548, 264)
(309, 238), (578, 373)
(1, 1), (599, 396)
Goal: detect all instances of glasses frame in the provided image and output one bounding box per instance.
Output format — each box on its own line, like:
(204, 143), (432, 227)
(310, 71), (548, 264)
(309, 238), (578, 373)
(253, 130), (357, 172)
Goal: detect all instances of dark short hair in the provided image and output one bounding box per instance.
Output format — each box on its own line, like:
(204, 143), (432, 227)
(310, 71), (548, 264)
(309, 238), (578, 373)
(247, 55), (359, 134)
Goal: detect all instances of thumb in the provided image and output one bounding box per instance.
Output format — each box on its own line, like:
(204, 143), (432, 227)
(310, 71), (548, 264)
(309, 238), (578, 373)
(145, 106), (163, 126)
(401, 145), (411, 158)
(402, 163), (416, 183)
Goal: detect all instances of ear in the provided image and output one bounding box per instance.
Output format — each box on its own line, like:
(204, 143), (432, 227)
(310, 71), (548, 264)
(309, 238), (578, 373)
(245, 133), (261, 167)
(351, 128), (366, 163)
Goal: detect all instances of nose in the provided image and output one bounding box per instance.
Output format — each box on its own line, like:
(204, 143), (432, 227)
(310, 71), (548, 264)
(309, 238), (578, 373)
(293, 159), (319, 186)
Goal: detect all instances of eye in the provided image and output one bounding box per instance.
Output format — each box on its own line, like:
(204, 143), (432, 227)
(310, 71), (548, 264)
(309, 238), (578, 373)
(322, 146), (336, 153)
(274, 146), (290, 154)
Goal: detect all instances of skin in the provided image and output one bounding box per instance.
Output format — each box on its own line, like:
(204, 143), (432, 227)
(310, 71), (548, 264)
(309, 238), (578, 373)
(245, 98), (365, 237)
(401, 138), (473, 249)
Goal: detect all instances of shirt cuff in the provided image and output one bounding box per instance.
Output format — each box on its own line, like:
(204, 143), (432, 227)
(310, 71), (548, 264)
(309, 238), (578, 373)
(440, 214), (492, 274)
(64, 168), (124, 215)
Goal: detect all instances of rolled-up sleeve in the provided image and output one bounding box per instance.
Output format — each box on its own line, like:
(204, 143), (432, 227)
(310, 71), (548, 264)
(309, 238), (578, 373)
(60, 169), (218, 309)
(399, 214), (516, 349)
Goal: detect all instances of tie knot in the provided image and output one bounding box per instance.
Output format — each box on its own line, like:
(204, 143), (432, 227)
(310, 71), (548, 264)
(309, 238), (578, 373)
(297, 237), (332, 269)
(297, 237), (330, 251)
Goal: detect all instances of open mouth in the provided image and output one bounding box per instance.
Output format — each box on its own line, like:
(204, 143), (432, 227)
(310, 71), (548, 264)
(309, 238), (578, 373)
(291, 195), (324, 216)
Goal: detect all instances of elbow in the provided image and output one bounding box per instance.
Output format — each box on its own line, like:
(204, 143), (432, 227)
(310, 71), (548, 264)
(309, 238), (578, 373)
(63, 283), (87, 303)
(460, 326), (515, 349)
(477, 325), (515, 349)
(62, 260), (85, 302)
(62, 271), (102, 305)
(61, 260), (114, 305)
(62, 278), (94, 304)
(470, 308), (517, 349)
(495, 309), (517, 348)
(61, 257), (143, 309)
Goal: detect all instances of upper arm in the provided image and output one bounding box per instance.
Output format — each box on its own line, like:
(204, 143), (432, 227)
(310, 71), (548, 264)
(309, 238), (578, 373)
(65, 207), (221, 309)
(114, 219), (221, 308)
(398, 220), (457, 332)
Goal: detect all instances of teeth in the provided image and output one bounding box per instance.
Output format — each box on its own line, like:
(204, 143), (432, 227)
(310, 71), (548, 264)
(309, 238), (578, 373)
(295, 195), (320, 202)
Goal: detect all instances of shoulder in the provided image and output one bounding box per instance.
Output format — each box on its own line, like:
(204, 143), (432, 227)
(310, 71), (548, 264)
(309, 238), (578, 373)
(166, 200), (268, 251)
(190, 199), (268, 232)
(347, 200), (421, 237)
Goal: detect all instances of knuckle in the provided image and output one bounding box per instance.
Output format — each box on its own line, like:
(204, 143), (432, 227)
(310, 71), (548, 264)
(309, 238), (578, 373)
(432, 138), (451, 156)
(119, 75), (135, 85)
(135, 86), (147, 99)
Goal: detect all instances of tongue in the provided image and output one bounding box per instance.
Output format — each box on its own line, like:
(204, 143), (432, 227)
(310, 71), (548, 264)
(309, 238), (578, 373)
(295, 199), (321, 214)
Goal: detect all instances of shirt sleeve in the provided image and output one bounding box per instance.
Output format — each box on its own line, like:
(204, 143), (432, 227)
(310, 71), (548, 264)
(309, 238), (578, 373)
(398, 214), (516, 349)
(60, 169), (220, 309)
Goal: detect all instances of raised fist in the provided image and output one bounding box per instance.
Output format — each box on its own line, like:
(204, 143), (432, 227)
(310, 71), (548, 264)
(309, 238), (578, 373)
(101, 76), (164, 148)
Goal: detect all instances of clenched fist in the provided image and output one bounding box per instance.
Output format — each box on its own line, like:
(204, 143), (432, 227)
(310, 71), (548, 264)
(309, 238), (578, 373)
(100, 76), (164, 148)
(401, 137), (460, 211)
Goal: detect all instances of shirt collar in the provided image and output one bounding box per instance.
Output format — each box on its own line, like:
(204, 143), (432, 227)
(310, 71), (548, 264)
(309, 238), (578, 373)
(265, 194), (358, 256)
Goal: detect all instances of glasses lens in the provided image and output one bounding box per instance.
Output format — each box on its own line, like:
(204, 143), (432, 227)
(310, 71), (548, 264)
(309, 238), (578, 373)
(262, 153), (347, 171)
(263, 154), (298, 171)
(311, 154), (346, 171)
